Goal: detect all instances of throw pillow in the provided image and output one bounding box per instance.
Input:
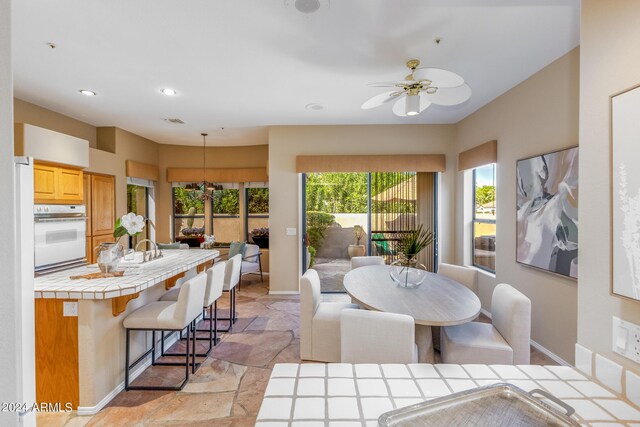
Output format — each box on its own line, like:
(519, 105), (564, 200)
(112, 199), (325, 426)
(228, 241), (247, 258)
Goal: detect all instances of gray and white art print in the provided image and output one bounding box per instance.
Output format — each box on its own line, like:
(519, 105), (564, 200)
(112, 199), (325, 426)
(516, 147), (579, 278)
(612, 84), (640, 302)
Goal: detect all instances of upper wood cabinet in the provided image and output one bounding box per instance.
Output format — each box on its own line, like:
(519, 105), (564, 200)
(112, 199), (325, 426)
(91, 174), (115, 236)
(34, 162), (84, 204)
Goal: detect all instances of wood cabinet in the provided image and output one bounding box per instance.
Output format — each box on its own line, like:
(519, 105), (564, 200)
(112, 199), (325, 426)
(34, 162), (83, 204)
(90, 175), (116, 236)
(83, 175), (92, 236)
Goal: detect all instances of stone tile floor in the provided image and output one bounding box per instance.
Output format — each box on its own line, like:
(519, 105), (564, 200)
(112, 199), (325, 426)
(37, 274), (555, 426)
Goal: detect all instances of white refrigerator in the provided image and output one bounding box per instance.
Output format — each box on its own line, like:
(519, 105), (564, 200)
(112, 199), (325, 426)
(15, 157), (35, 427)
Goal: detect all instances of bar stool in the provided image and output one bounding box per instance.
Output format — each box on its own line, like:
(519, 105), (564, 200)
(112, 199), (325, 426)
(123, 272), (207, 391)
(216, 254), (242, 332)
(160, 261), (226, 357)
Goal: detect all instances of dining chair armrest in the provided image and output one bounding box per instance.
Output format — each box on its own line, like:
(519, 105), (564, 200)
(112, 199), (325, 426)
(243, 252), (262, 262)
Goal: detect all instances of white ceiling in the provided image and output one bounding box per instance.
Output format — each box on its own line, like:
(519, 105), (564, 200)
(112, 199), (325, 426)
(12, 0), (580, 146)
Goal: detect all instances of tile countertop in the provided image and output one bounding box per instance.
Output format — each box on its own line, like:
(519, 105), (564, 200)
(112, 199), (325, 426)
(257, 363), (640, 426)
(34, 249), (219, 300)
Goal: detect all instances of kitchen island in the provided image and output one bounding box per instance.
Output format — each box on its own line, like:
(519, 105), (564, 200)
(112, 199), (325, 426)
(33, 249), (219, 414)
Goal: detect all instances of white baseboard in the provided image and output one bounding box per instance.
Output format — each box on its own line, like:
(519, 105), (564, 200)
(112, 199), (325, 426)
(269, 290), (299, 295)
(76, 332), (180, 416)
(479, 308), (570, 367)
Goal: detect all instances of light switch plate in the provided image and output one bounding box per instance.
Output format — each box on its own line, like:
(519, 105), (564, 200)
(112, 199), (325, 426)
(612, 316), (640, 363)
(63, 301), (78, 317)
(286, 228), (297, 236)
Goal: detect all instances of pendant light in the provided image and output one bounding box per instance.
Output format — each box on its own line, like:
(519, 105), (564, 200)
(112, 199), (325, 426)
(185, 133), (222, 199)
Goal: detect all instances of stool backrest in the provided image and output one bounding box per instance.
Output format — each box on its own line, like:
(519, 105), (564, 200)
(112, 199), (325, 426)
(204, 261), (226, 307)
(175, 266), (198, 288)
(223, 254), (242, 291)
(491, 283), (531, 364)
(350, 256), (385, 270)
(438, 263), (478, 295)
(174, 272), (207, 328)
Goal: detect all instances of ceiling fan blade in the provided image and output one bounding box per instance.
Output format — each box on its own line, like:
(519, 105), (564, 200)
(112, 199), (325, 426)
(368, 81), (413, 88)
(412, 67), (464, 88)
(361, 91), (400, 110)
(392, 95), (432, 117)
(423, 84), (472, 106)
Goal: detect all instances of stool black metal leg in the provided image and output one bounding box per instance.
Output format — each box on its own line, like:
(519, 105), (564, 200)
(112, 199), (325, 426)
(151, 330), (156, 365)
(214, 300), (218, 344)
(125, 329), (130, 389)
(191, 321), (197, 374)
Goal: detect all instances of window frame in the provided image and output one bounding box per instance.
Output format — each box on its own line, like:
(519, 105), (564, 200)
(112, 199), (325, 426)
(472, 164), (496, 274)
(171, 187), (206, 241)
(245, 187), (269, 242)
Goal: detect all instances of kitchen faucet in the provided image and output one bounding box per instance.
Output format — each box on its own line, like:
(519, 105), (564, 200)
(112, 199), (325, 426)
(135, 239), (162, 262)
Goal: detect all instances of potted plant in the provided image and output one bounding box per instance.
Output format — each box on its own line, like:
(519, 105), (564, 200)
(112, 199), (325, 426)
(250, 227), (269, 249)
(389, 224), (434, 288)
(348, 225), (366, 258)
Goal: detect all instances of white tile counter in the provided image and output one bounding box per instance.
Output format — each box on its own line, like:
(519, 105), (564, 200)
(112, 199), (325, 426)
(257, 363), (640, 426)
(34, 249), (219, 299)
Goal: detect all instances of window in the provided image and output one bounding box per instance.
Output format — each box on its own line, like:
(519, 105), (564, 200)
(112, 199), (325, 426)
(246, 187), (269, 242)
(472, 163), (496, 272)
(172, 187), (205, 239)
(211, 188), (240, 244)
(127, 184), (149, 248)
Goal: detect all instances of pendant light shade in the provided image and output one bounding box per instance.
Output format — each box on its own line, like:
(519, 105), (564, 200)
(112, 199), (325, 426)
(405, 94), (420, 116)
(184, 133), (223, 198)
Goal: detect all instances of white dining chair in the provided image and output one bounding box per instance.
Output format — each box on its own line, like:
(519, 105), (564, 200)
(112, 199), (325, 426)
(340, 308), (417, 364)
(440, 283), (531, 365)
(241, 243), (263, 283)
(438, 263), (478, 295)
(350, 256), (385, 270)
(300, 269), (359, 362)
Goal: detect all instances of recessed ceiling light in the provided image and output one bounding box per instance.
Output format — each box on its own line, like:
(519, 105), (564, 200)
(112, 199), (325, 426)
(79, 89), (96, 96)
(284, 0), (329, 14)
(160, 88), (177, 96)
(306, 103), (325, 111)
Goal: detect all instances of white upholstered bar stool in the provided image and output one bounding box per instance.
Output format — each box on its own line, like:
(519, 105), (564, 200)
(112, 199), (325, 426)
(123, 272), (207, 391)
(340, 309), (417, 364)
(350, 256), (385, 270)
(438, 263), (479, 295)
(161, 261), (226, 356)
(216, 254), (242, 332)
(300, 269), (359, 362)
(440, 283), (531, 365)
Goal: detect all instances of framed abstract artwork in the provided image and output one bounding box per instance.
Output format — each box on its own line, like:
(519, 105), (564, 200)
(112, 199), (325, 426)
(516, 146), (579, 278)
(611, 83), (640, 302)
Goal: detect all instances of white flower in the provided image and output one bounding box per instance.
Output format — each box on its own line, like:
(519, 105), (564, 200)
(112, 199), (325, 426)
(120, 212), (145, 235)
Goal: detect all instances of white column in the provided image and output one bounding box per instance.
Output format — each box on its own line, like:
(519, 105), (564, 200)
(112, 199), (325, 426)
(0, 0), (20, 425)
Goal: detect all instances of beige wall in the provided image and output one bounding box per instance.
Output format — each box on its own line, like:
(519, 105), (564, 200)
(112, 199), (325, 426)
(268, 125), (457, 293)
(454, 48), (580, 363)
(14, 98), (97, 148)
(155, 144), (268, 242)
(579, 0), (640, 374)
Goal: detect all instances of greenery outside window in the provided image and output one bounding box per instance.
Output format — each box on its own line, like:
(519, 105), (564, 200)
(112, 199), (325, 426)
(172, 187), (205, 239)
(473, 163), (496, 273)
(127, 184), (149, 248)
(212, 188), (240, 244)
(246, 188), (269, 242)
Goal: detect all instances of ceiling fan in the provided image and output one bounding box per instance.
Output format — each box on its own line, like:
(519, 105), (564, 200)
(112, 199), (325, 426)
(361, 59), (472, 117)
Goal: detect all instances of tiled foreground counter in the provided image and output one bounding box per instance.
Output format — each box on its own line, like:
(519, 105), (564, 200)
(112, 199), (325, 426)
(257, 363), (640, 426)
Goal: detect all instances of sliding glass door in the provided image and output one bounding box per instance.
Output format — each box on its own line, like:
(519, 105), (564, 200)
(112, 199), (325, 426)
(303, 171), (437, 292)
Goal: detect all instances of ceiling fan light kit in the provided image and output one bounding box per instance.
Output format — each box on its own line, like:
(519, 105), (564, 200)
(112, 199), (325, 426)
(362, 58), (471, 117)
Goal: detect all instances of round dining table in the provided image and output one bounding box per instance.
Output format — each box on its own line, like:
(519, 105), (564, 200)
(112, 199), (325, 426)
(343, 264), (481, 363)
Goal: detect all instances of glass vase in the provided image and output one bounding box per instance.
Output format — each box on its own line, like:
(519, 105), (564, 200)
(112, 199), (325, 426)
(389, 254), (427, 288)
(95, 242), (124, 274)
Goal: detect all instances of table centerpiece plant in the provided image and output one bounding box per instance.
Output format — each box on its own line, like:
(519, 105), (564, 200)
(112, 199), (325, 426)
(390, 224), (434, 288)
(250, 227), (269, 249)
(94, 213), (146, 274)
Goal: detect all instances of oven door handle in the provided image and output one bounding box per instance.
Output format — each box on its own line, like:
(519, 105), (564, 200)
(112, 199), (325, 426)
(34, 217), (87, 223)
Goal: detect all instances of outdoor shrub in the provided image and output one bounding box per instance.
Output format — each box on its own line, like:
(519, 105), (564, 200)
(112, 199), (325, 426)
(306, 211), (335, 249)
(308, 245), (316, 267)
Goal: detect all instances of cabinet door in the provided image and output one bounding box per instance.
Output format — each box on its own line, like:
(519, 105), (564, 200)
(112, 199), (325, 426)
(34, 164), (57, 203)
(90, 234), (116, 264)
(91, 175), (115, 236)
(83, 174), (92, 236)
(85, 236), (92, 264)
(57, 168), (83, 203)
